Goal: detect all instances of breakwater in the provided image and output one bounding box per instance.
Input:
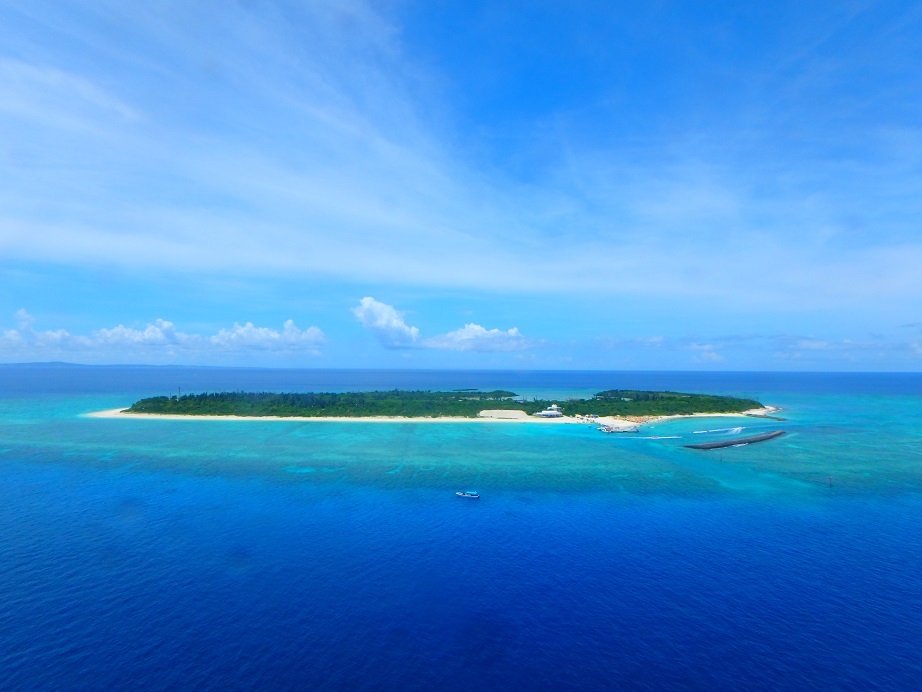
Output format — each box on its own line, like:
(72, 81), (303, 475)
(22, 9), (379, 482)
(685, 430), (786, 450)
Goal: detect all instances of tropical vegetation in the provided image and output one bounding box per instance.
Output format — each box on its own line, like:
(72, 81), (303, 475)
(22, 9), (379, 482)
(125, 389), (762, 418)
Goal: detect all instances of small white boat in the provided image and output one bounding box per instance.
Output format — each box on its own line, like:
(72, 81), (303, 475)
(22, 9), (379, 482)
(455, 491), (480, 499)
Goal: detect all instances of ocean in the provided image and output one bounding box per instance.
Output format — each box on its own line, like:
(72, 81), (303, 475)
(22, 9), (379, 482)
(1, 365), (921, 690)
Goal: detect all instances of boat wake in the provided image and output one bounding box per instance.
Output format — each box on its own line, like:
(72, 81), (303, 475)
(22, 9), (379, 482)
(692, 426), (744, 435)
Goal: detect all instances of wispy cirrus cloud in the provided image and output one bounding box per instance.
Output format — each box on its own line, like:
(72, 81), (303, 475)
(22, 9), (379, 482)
(0, 58), (142, 130)
(1, 1), (921, 318)
(3, 2), (922, 371)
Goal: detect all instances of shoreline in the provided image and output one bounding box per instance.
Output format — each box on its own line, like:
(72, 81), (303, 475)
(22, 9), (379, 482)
(646, 406), (780, 425)
(85, 406), (778, 427)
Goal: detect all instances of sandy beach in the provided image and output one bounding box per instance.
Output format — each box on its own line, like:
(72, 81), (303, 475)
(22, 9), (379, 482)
(644, 406), (780, 425)
(85, 406), (777, 427)
(86, 408), (634, 426)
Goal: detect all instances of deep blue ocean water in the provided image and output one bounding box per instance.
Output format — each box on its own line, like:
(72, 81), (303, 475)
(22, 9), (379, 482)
(1, 365), (921, 690)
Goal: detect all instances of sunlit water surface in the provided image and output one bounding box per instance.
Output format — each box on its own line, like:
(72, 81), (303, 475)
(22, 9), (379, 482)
(1, 366), (920, 689)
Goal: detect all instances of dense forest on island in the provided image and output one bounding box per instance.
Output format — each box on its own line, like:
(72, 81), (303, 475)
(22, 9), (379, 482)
(125, 389), (762, 418)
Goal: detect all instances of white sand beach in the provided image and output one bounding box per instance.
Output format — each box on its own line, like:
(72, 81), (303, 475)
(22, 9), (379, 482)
(86, 408), (629, 425)
(645, 406), (780, 425)
(85, 406), (777, 426)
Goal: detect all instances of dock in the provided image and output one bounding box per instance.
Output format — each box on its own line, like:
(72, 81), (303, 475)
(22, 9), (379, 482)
(684, 430), (786, 450)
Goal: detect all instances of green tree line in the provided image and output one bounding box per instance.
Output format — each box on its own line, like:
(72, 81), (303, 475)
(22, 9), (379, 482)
(126, 389), (762, 418)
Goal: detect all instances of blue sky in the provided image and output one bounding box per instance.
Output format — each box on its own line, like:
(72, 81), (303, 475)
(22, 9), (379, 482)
(1, 1), (921, 370)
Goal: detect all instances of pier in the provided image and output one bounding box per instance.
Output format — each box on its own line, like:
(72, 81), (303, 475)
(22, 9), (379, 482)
(684, 430), (786, 450)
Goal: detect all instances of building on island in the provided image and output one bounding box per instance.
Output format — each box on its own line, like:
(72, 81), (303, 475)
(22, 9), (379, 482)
(534, 404), (564, 418)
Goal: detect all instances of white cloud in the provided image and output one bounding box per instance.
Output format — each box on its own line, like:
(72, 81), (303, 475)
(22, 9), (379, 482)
(210, 320), (324, 351)
(3, 0), (922, 349)
(352, 298), (532, 353)
(351, 297), (419, 348)
(0, 58), (142, 132)
(425, 323), (532, 352)
(94, 319), (182, 346)
(0, 311), (325, 362)
(3, 309), (92, 350)
(15, 308), (33, 329)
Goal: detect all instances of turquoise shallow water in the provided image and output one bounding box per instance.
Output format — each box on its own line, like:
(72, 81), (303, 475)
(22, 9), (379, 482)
(4, 387), (920, 497)
(1, 367), (921, 689)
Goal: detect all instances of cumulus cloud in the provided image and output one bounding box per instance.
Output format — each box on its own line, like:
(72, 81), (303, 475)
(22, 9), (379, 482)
(4, 309), (92, 350)
(0, 311), (325, 362)
(210, 320), (325, 351)
(425, 323), (532, 352)
(351, 297), (420, 348)
(94, 319), (181, 346)
(352, 298), (532, 353)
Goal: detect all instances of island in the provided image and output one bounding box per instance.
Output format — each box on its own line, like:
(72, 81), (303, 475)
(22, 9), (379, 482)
(110, 389), (767, 422)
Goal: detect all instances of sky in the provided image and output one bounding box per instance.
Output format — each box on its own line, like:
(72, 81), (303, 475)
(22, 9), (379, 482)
(1, 0), (921, 370)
